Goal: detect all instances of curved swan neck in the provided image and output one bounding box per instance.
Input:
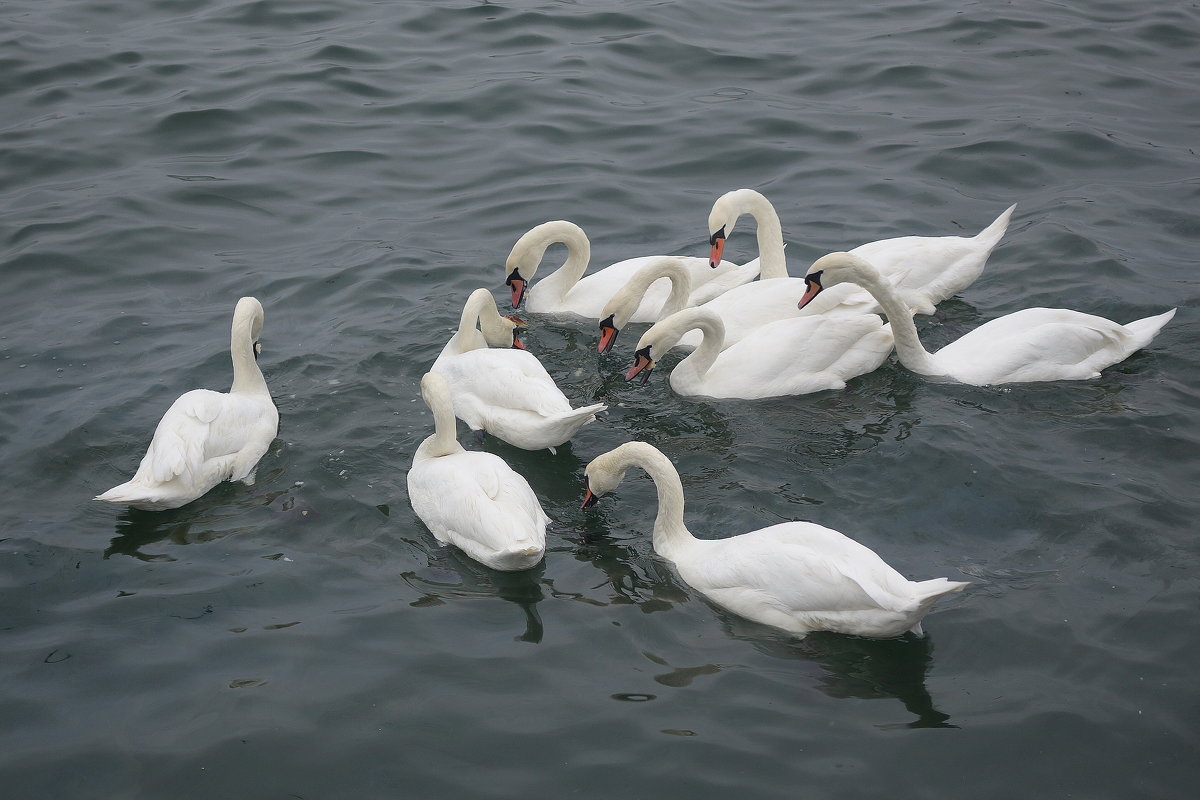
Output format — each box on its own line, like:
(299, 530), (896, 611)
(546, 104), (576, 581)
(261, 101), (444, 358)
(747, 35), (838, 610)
(837, 256), (941, 374)
(419, 374), (464, 458)
(726, 190), (788, 279)
(605, 257), (692, 326)
(653, 309), (723, 379)
(610, 442), (693, 554)
(229, 298), (269, 396)
(507, 221), (590, 304)
(449, 288), (502, 354)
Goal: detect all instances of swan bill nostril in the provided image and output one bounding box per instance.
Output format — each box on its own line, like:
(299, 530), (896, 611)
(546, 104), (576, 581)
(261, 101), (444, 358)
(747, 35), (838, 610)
(505, 269), (527, 308)
(598, 317), (619, 354)
(709, 229), (726, 268)
(798, 274), (823, 310)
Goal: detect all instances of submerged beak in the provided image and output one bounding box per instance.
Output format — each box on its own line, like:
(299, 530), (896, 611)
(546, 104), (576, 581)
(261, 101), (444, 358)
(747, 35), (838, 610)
(505, 315), (528, 349)
(625, 345), (654, 385)
(581, 487), (599, 510)
(798, 271), (824, 309)
(708, 226), (726, 268)
(505, 268), (527, 309)
(598, 314), (619, 354)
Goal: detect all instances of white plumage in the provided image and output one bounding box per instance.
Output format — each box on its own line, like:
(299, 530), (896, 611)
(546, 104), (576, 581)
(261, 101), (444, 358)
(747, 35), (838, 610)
(408, 372), (548, 571)
(95, 296), (279, 511)
(502, 217), (760, 319)
(683, 189), (1016, 350)
(624, 306), (894, 399)
(583, 442), (967, 638)
(431, 288), (606, 451)
(801, 251), (1177, 386)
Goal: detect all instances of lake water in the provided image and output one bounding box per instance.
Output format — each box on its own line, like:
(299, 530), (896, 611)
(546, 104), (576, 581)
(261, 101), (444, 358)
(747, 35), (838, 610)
(2, 1), (1198, 797)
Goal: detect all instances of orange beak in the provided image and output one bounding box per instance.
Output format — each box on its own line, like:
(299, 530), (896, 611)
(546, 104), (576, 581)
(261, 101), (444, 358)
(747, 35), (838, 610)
(505, 268), (527, 308)
(798, 272), (823, 309)
(708, 226), (726, 268)
(598, 314), (619, 354)
(582, 487), (599, 509)
(625, 345), (654, 384)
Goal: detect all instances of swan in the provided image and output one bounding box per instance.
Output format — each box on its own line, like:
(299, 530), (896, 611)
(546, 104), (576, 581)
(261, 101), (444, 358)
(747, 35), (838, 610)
(95, 297), (279, 511)
(408, 372), (548, 571)
(689, 189), (1018, 344)
(502, 219), (759, 319)
(582, 442), (968, 638)
(799, 251), (1177, 386)
(432, 288), (606, 452)
(623, 306), (893, 399)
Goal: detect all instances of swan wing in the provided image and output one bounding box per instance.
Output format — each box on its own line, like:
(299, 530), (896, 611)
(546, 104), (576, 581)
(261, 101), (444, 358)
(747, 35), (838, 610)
(689, 523), (916, 615)
(435, 349), (575, 416)
(408, 451), (548, 561)
(935, 308), (1141, 384)
(134, 389), (276, 485)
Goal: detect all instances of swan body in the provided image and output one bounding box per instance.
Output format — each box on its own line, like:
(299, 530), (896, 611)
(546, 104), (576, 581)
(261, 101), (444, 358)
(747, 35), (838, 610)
(694, 190), (1016, 348)
(408, 372), (547, 571)
(95, 297), (279, 511)
(801, 252), (1177, 386)
(432, 288), (605, 451)
(503, 219), (759, 319)
(583, 442), (967, 638)
(625, 306), (893, 399)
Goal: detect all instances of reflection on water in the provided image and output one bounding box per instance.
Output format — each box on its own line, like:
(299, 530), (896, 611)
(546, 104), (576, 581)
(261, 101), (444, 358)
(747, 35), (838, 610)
(721, 613), (956, 729)
(401, 547), (548, 643)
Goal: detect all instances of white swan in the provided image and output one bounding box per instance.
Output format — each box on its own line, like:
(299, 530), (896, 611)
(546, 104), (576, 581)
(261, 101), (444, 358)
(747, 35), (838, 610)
(95, 297), (279, 511)
(582, 442), (968, 638)
(694, 189), (1017, 342)
(408, 372), (548, 571)
(432, 288), (606, 452)
(502, 219), (759, 319)
(623, 306), (893, 399)
(800, 252), (1177, 386)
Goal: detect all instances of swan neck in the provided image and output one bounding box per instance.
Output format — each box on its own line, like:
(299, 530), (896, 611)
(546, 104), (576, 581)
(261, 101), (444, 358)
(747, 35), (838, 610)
(853, 264), (940, 374)
(449, 290), (494, 354)
(628, 446), (692, 554)
(747, 196), (788, 279)
(674, 312), (722, 379)
(230, 315), (269, 396)
(519, 223), (590, 304)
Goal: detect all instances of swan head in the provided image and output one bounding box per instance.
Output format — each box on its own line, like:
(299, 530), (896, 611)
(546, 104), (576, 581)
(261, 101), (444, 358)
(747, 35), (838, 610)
(799, 252), (875, 309)
(581, 450), (629, 509)
(419, 371), (452, 411)
(503, 220), (590, 308)
(708, 188), (767, 267)
(233, 296), (266, 353)
(625, 344), (655, 385)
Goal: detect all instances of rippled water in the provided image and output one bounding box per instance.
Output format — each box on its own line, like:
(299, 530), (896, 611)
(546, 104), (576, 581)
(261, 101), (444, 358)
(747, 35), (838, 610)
(2, 1), (1198, 797)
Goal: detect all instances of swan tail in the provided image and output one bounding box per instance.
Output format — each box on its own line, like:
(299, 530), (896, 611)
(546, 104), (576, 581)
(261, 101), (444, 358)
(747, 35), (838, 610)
(559, 402), (607, 422)
(94, 481), (180, 510)
(911, 578), (969, 614)
(973, 203), (1017, 250)
(1122, 308), (1176, 350)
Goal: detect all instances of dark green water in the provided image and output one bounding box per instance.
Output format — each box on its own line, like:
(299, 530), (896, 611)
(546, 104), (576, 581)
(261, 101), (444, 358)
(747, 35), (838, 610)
(2, 1), (1198, 798)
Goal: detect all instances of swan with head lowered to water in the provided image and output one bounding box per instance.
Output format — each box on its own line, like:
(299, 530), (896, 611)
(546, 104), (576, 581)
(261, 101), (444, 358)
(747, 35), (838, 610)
(582, 442), (968, 638)
(94, 296), (279, 511)
(621, 306), (894, 399)
(799, 251), (1176, 386)
(502, 215), (760, 319)
(408, 372), (547, 571)
(431, 288), (605, 452)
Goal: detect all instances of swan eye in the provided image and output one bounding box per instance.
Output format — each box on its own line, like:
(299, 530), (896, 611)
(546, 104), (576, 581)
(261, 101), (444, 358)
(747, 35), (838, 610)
(504, 268), (523, 287)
